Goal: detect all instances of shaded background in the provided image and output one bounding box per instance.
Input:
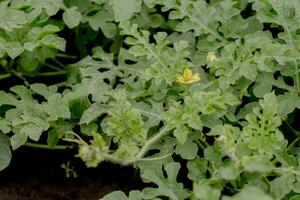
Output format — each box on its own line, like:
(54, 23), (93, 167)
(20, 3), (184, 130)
(0, 147), (141, 200)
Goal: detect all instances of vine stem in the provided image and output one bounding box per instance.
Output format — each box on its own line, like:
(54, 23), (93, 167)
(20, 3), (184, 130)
(44, 63), (64, 71)
(0, 73), (11, 80)
(274, 167), (300, 177)
(53, 58), (65, 68)
(195, 140), (206, 150)
(96, 149), (132, 165)
(139, 153), (172, 162)
(52, 81), (68, 87)
(293, 61), (300, 94)
(11, 70), (29, 86)
(56, 53), (77, 59)
(287, 137), (300, 151)
(284, 121), (300, 136)
(130, 125), (170, 163)
(38, 71), (66, 76)
(24, 142), (73, 150)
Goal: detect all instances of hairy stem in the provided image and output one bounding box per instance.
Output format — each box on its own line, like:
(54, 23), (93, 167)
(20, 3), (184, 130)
(0, 73), (11, 80)
(287, 137), (300, 151)
(195, 140), (206, 150)
(25, 142), (73, 150)
(12, 70), (29, 86)
(53, 58), (66, 68)
(44, 63), (64, 71)
(56, 53), (77, 59)
(284, 121), (300, 136)
(139, 153), (172, 162)
(131, 125), (170, 162)
(38, 71), (66, 76)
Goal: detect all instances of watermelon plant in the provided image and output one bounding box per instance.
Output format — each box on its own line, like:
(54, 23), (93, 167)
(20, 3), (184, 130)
(0, 0), (300, 199)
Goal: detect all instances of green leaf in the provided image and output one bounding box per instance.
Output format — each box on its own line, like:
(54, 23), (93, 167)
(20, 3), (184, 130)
(79, 103), (105, 124)
(175, 140), (198, 160)
(10, 85), (32, 103)
(0, 133), (11, 171)
(0, 38), (6, 57)
(47, 129), (60, 147)
(11, 134), (27, 150)
(44, 94), (71, 120)
(278, 92), (300, 116)
(290, 195), (300, 200)
(26, 25), (61, 41)
(243, 92), (283, 156)
(253, 83), (272, 98)
(100, 191), (129, 200)
(0, 1), (28, 31)
(30, 83), (58, 99)
(187, 156), (208, 181)
(133, 101), (163, 129)
(20, 123), (45, 141)
(111, 0), (142, 22)
(18, 0), (63, 17)
(187, 115), (203, 130)
(222, 185), (274, 200)
(293, 181), (300, 194)
(0, 86), (51, 145)
(0, 118), (11, 134)
(100, 190), (143, 200)
(19, 51), (40, 72)
(80, 123), (98, 136)
(269, 174), (295, 199)
(204, 145), (223, 169)
(173, 125), (189, 145)
(194, 181), (221, 200)
(85, 10), (117, 38)
(253, 0), (300, 47)
(6, 41), (24, 59)
(243, 156), (273, 173)
(236, 102), (259, 120)
(37, 25), (61, 39)
(119, 21), (192, 84)
(172, 1), (223, 40)
(240, 62), (257, 81)
(142, 162), (189, 200)
(63, 7), (82, 29)
(41, 35), (66, 51)
(219, 164), (239, 180)
(47, 120), (74, 147)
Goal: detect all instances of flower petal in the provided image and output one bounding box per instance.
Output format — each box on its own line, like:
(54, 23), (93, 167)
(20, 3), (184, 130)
(176, 68), (200, 84)
(192, 73), (200, 81)
(176, 76), (185, 83)
(183, 68), (193, 81)
(207, 52), (218, 62)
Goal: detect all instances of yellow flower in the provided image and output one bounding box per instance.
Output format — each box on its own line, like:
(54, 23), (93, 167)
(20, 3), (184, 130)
(176, 67), (200, 84)
(207, 52), (218, 62)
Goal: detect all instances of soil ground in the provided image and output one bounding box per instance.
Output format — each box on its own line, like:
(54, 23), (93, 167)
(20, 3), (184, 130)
(0, 147), (141, 200)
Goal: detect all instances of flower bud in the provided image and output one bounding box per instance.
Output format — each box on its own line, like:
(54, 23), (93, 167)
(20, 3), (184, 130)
(207, 52), (218, 63)
(0, 59), (7, 67)
(297, 42), (300, 51)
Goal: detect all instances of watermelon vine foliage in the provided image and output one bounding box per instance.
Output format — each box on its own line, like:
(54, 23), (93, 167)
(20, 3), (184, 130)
(0, 0), (300, 199)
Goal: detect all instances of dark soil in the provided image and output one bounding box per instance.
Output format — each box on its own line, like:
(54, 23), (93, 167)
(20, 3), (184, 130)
(0, 147), (141, 200)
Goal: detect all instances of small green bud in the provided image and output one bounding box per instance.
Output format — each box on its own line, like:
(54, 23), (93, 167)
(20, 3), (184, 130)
(297, 42), (300, 51)
(281, 115), (287, 121)
(0, 59), (7, 67)
(207, 52), (218, 63)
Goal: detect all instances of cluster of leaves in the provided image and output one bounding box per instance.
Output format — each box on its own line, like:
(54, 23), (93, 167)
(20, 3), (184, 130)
(0, 0), (300, 199)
